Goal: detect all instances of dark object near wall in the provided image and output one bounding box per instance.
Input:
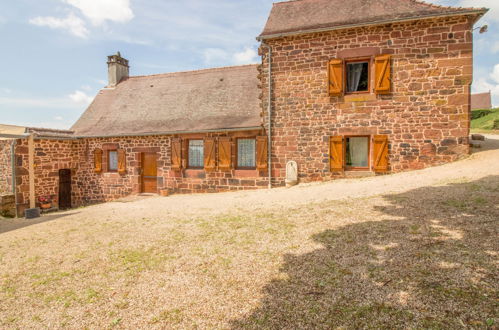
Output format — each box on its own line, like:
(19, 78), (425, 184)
(25, 208), (40, 219)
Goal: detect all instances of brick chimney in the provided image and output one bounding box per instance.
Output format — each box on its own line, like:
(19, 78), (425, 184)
(107, 52), (129, 87)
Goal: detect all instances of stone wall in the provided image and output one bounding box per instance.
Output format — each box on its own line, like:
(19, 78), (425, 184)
(0, 140), (13, 195)
(14, 138), (78, 213)
(259, 15), (473, 186)
(72, 131), (268, 206)
(0, 194), (15, 218)
(12, 132), (269, 211)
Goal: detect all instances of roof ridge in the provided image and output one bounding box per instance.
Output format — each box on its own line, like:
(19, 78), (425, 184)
(273, 0), (487, 11)
(129, 64), (259, 80)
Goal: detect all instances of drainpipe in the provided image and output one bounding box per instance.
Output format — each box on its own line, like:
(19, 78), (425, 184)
(10, 140), (18, 218)
(261, 42), (272, 189)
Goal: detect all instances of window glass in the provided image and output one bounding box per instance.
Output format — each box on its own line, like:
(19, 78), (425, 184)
(346, 62), (369, 93)
(108, 151), (118, 171)
(346, 137), (369, 168)
(237, 139), (256, 168)
(188, 140), (204, 168)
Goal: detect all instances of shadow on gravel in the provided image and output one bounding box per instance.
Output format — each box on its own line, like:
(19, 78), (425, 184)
(0, 212), (80, 234)
(231, 176), (499, 329)
(472, 134), (499, 152)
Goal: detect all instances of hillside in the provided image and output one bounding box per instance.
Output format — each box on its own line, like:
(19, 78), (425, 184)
(471, 108), (499, 131)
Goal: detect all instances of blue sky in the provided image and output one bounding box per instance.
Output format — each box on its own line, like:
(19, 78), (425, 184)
(0, 0), (497, 130)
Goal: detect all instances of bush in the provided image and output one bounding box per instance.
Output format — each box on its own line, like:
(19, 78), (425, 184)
(471, 109), (492, 120)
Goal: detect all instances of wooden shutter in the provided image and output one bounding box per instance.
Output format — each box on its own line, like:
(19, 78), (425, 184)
(256, 136), (268, 170)
(328, 59), (344, 96)
(373, 135), (389, 173)
(375, 55), (392, 94)
(218, 137), (232, 171)
(117, 149), (126, 174)
(171, 138), (182, 170)
(204, 137), (216, 171)
(329, 136), (344, 172)
(94, 149), (103, 173)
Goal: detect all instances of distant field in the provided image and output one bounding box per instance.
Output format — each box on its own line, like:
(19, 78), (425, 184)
(471, 108), (499, 133)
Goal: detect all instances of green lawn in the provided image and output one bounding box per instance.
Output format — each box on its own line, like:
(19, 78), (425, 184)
(471, 108), (499, 132)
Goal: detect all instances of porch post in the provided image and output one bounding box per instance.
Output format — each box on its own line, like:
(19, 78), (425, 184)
(28, 134), (35, 209)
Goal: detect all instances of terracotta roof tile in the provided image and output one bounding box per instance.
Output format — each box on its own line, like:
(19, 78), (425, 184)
(259, 0), (488, 39)
(471, 92), (492, 110)
(71, 64), (262, 137)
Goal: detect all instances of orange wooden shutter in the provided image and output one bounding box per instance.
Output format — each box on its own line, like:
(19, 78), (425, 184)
(373, 135), (389, 173)
(329, 136), (344, 172)
(171, 138), (182, 170)
(94, 149), (103, 173)
(117, 149), (126, 174)
(204, 137), (216, 171)
(328, 59), (344, 96)
(256, 136), (268, 170)
(218, 137), (232, 171)
(375, 55), (392, 94)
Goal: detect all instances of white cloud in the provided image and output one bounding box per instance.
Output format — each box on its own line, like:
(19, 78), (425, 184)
(29, 13), (89, 38)
(0, 88), (12, 94)
(203, 48), (229, 64)
(54, 116), (64, 121)
(203, 47), (260, 66)
(69, 90), (93, 104)
(490, 64), (499, 83)
(64, 0), (134, 26)
(233, 47), (259, 65)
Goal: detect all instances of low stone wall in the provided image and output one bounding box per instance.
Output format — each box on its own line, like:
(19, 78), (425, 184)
(0, 140), (13, 195)
(0, 194), (15, 218)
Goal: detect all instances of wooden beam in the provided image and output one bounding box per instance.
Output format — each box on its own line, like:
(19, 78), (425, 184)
(28, 134), (35, 209)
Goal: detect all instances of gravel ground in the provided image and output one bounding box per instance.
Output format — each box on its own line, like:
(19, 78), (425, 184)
(0, 135), (497, 329)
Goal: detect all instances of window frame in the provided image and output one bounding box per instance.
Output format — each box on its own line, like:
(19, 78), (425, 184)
(344, 135), (371, 171)
(187, 139), (204, 169)
(107, 150), (119, 172)
(344, 57), (371, 95)
(236, 137), (257, 170)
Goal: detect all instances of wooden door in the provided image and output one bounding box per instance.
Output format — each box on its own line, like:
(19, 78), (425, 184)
(141, 153), (158, 193)
(58, 169), (71, 209)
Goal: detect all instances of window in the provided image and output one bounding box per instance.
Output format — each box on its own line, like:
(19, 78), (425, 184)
(188, 140), (204, 168)
(237, 138), (256, 169)
(346, 60), (369, 93)
(345, 137), (370, 169)
(108, 150), (118, 172)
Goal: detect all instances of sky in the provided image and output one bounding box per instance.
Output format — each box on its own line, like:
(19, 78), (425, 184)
(0, 0), (497, 130)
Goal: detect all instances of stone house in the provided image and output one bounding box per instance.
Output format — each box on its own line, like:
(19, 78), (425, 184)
(471, 91), (492, 110)
(0, 0), (488, 215)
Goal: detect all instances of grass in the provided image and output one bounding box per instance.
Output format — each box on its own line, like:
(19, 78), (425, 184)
(0, 177), (497, 328)
(471, 108), (499, 131)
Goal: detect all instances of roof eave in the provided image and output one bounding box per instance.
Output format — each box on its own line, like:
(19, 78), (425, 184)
(257, 9), (489, 41)
(73, 126), (264, 139)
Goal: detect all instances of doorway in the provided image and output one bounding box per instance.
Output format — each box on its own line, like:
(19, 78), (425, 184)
(345, 136), (370, 170)
(58, 169), (72, 209)
(141, 153), (158, 193)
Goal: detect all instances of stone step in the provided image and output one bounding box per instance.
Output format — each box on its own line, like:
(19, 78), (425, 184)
(344, 171), (375, 178)
(471, 134), (485, 141)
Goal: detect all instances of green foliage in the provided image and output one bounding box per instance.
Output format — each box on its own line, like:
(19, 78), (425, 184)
(471, 108), (499, 130)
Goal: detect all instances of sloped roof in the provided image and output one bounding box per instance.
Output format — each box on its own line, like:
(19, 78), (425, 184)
(471, 92), (492, 110)
(71, 64), (262, 137)
(259, 0), (488, 39)
(0, 124), (74, 139)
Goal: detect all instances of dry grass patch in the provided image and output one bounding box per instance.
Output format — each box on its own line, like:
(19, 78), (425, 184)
(0, 176), (497, 328)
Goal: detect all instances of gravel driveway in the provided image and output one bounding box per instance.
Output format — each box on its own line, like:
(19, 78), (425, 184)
(0, 135), (497, 329)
